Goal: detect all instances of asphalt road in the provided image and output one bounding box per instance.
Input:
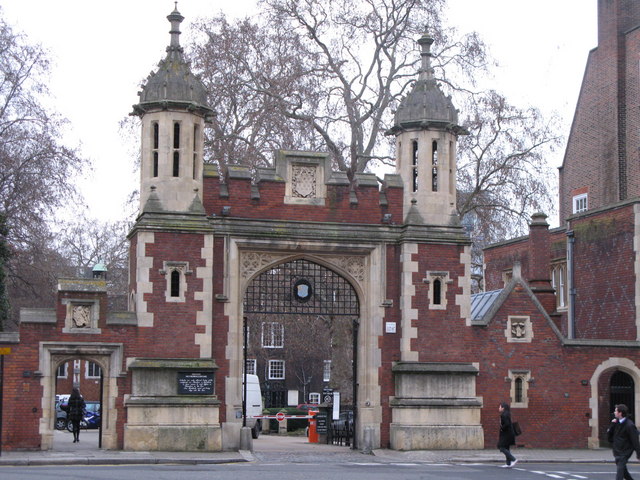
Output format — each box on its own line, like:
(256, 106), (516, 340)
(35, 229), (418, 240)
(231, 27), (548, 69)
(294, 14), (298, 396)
(0, 461), (623, 480)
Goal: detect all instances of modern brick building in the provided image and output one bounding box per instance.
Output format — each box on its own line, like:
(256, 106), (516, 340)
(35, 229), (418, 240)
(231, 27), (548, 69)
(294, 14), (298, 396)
(0, 0), (637, 453)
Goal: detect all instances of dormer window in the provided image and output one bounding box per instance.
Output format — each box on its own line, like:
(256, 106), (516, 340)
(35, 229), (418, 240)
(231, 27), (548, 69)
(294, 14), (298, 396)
(573, 193), (587, 214)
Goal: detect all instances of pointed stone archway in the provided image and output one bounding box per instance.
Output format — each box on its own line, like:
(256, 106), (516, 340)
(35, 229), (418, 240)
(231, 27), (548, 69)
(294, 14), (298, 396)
(221, 241), (387, 451)
(589, 357), (640, 448)
(38, 342), (124, 450)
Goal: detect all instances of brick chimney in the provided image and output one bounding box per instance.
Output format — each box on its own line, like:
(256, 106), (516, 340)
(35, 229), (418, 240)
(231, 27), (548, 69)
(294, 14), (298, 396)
(527, 213), (556, 313)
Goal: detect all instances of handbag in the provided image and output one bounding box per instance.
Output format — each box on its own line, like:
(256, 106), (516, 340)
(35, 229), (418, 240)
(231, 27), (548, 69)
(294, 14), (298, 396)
(512, 421), (522, 436)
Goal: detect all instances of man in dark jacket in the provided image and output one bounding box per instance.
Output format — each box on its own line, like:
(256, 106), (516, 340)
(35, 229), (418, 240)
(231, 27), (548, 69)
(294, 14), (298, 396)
(607, 404), (640, 480)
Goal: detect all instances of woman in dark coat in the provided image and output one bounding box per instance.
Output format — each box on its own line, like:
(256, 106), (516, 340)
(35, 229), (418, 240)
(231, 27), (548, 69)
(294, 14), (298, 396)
(497, 402), (518, 468)
(67, 387), (86, 443)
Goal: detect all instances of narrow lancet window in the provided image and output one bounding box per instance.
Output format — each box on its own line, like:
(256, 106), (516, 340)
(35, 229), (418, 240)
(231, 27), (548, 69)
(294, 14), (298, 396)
(170, 270), (180, 297)
(412, 140), (419, 192)
(173, 122), (180, 149)
(193, 124), (199, 180)
(152, 122), (159, 177)
(173, 122), (180, 177)
(515, 377), (524, 403)
(173, 151), (180, 177)
(431, 140), (438, 192)
(433, 278), (441, 305)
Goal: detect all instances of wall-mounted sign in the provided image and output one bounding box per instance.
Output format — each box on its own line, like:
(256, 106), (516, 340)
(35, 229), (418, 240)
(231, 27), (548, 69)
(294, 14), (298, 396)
(177, 372), (214, 395)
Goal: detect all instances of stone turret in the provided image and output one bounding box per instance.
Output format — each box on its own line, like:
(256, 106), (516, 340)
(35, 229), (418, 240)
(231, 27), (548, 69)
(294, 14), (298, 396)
(131, 5), (214, 215)
(388, 32), (467, 226)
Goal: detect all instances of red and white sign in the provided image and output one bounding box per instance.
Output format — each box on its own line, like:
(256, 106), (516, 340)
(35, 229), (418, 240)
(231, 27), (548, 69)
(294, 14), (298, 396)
(275, 411), (286, 422)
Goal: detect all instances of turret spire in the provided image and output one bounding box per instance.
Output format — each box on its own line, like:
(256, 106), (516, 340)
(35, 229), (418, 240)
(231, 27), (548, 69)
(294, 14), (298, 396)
(167, 3), (184, 51)
(417, 31), (435, 83)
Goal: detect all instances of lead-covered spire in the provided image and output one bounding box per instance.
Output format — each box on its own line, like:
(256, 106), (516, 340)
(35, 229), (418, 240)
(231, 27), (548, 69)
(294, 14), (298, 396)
(387, 32), (465, 136)
(131, 4), (213, 120)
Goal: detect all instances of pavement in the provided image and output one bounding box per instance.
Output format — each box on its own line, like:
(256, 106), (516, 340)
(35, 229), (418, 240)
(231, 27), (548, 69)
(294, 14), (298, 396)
(0, 430), (617, 466)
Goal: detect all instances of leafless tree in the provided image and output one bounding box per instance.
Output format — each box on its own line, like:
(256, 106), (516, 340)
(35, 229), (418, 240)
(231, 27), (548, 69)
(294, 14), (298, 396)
(189, 1), (560, 285)
(190, 0), (487, 177)
(54, 214), (131, 309)
(456, 91), (560, 291)
(0, 10), (89, 328)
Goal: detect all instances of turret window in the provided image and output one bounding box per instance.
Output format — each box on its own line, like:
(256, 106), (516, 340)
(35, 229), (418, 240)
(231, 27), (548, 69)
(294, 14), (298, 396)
(173, 122), (181, 177)
(449, 141), (455, 195)
(412, 140), (418, 192)
(431, 140), (438, 192)
(193, 124), (199, 180)
(173, 152), (180, 177)
(152, 122), (159, 177)
(173, 122), (180, 148)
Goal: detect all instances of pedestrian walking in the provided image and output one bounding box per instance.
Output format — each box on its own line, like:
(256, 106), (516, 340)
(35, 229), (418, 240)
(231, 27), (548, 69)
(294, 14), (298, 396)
(497, 402), (518, 468)
(67, 387), (86, 443)
(607, 404), (640, 480)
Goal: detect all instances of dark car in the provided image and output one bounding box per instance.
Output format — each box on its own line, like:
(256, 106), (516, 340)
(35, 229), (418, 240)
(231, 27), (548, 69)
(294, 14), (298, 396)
(296, 403), (319, 413)
(55, 399), (68, 430)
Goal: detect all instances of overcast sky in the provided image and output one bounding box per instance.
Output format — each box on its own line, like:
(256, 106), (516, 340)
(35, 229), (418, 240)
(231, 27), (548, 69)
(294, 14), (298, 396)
(1, 0), (597, 223)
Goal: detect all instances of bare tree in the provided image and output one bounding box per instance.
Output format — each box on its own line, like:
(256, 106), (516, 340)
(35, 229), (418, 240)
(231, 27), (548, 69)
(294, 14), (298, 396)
(190, 0), (489, 177)
(456, 91), (560, 291)
(0, 10), (89, 328)
(0, 214), (10, 328)
(189, 1), (561, 279)
(54, 214), (131, 308)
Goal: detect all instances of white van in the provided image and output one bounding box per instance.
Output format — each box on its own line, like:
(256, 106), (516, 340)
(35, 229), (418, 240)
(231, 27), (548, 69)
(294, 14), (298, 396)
(243, 374), (263, 439)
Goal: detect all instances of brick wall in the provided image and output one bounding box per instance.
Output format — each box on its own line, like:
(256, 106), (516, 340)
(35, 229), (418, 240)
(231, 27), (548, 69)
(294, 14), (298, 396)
(560, 0), (640, 222)
(570, 205), (636, 339)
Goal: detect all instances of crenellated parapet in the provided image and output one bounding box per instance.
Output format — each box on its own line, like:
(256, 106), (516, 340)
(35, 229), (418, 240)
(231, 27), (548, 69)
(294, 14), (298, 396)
(202, 150), (404, 225)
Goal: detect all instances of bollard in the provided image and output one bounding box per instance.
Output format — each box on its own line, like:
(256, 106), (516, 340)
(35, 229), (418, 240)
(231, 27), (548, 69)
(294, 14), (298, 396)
(308, 411), (318, 443)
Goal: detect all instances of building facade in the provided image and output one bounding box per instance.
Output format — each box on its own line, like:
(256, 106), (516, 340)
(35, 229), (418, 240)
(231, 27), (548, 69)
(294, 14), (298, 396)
(0, 0), (637, 453)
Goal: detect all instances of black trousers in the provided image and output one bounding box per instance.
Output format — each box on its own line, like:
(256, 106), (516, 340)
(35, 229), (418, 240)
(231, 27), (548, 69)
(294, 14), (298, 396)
(499, 446), (516, 465)
(615, 453), (634, 480)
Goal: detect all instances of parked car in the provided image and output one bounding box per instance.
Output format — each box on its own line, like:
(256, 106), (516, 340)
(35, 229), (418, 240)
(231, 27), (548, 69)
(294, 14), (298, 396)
(55, 398), (69, 430)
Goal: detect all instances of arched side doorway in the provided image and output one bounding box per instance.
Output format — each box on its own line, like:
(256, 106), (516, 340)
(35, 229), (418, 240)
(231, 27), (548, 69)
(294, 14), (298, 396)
(242, 259), (360, 446)
(38, 342), (124, 450)
(611, 371), (635, 420)
(589, 358), (640, 448)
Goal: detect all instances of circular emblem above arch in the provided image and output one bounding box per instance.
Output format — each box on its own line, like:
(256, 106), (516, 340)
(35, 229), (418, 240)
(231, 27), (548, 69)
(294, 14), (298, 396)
(243, 259), (359, 316)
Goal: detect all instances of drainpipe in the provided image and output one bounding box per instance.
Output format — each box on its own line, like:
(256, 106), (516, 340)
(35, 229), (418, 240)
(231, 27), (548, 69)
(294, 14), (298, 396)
(567, 230), (575, 338)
